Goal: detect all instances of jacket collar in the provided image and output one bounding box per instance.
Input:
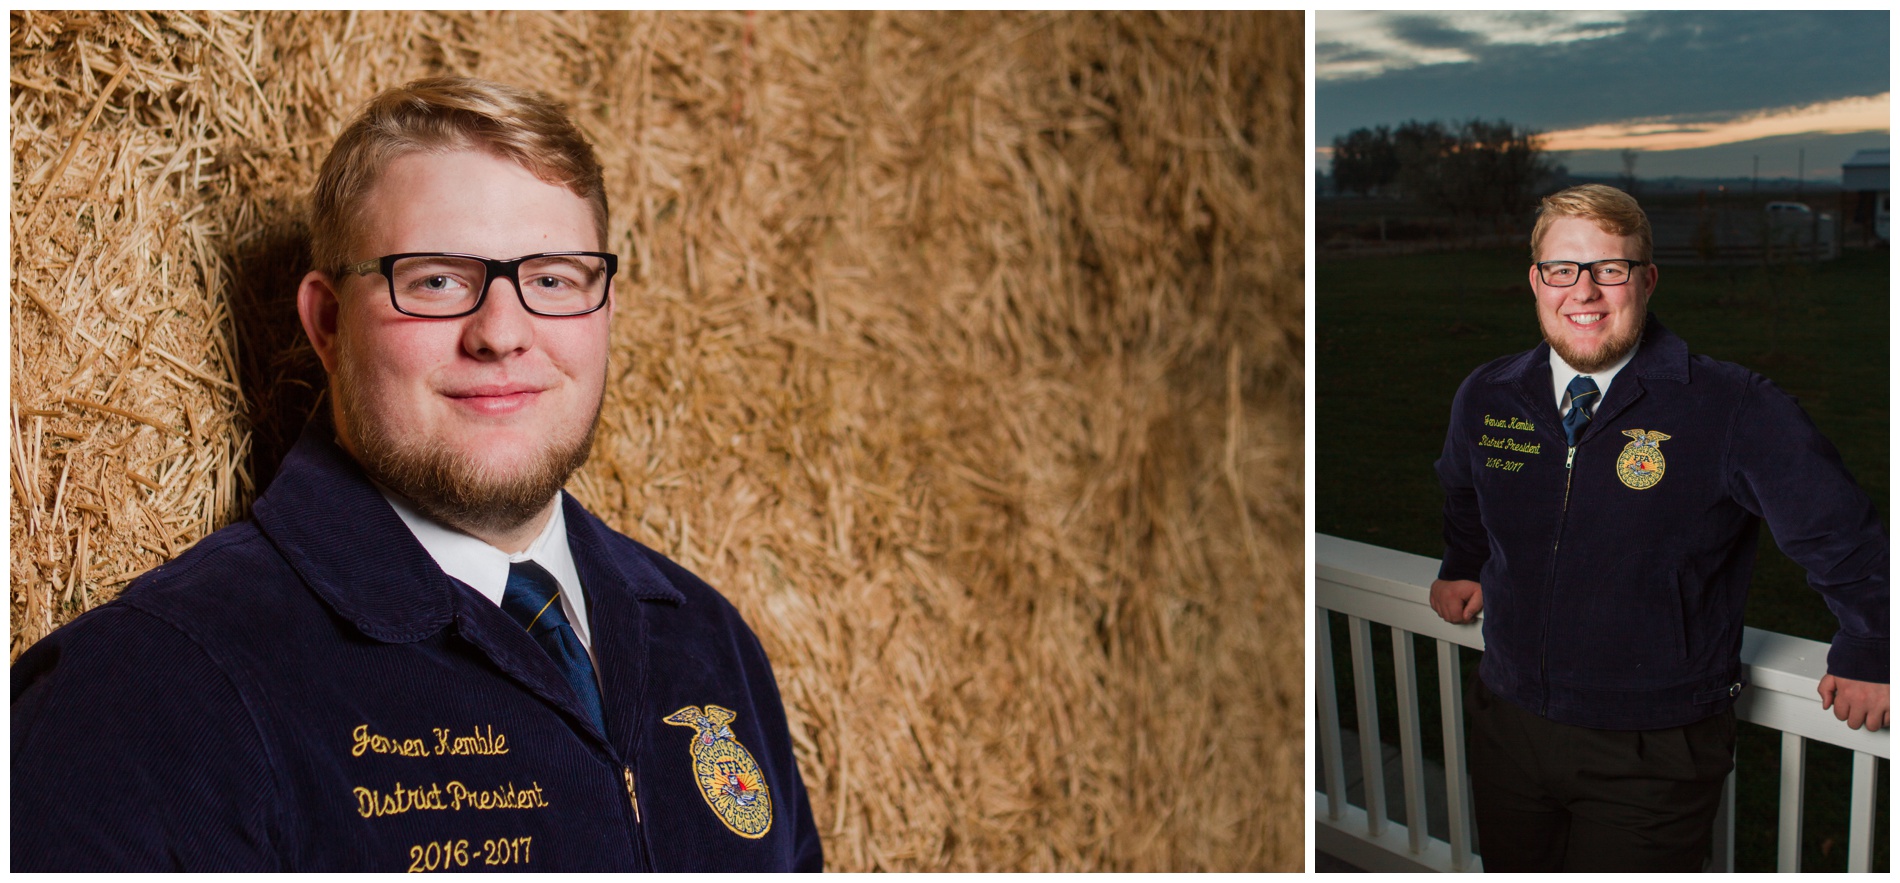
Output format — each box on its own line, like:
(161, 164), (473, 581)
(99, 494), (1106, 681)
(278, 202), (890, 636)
(1482, 312), (1689, 389)
(251, 422), (683, 645)
(1484, 313), (1690, 440)
(563, 491), (687, 608)
(1622, 312), (1690, 384)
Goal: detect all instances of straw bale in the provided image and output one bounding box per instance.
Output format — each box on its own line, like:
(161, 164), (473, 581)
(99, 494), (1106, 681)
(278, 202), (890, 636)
(11, 11), (1301, 870)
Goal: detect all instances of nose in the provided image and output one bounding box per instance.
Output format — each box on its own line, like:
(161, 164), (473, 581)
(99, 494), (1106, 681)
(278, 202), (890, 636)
(1567, 273), (1603, 301)
(460, 274), (535, 359)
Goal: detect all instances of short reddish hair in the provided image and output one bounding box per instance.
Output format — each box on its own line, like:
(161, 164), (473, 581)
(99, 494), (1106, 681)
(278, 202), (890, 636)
(309, 77), (607, 274)
(1530, 184), (1652, 263)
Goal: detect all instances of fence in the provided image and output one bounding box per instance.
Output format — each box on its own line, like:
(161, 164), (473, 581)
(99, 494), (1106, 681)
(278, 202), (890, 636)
(1315, 534), (1888, 873)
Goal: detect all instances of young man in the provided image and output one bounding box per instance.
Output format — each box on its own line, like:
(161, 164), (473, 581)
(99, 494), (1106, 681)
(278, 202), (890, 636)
(12, 78), (822, 872)
(1429, 184), (1887, 871)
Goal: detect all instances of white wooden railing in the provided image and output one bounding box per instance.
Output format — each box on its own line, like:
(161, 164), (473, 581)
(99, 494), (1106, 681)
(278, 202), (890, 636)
(1316, 534), (1889, 873)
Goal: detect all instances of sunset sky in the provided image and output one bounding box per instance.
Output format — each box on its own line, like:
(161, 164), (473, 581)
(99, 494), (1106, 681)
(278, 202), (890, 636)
(1316, 11), (1890, 181)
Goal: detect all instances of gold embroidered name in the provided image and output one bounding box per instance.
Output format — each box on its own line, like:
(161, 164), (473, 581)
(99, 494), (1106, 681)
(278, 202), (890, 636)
(445, 780), (549, 811)
(406, 837), (532, 872)
(1482, 414), (1536, 432)
(435, 725), (509, 756)
(353, 724), (429, 758)
(355, 781), (447, 816)
(351, 724), (509, 758)
(353, 781), (549, 818)
(1478, 434), (1542, 455)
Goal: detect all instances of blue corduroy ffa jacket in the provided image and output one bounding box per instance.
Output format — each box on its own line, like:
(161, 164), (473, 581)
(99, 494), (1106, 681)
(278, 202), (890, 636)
(11, 425), (822, 872)
(1436, 315), (1888, 730)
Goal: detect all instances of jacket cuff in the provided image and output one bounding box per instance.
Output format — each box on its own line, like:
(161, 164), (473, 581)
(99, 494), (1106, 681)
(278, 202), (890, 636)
(1437, 551), (1485, 583)
(1826, 633), (1890, 684)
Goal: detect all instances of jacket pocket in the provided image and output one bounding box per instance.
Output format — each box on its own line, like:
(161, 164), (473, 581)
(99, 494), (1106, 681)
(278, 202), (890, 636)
(1666, 568), (1688, 661)
(1548, 567), (1688, 689)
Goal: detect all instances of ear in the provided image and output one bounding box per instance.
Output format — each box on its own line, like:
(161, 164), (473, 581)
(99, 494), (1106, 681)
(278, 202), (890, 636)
(298, 270), (343, 374)
(1643, 261), (1660, 295)
(1527, 262), (1542, 293)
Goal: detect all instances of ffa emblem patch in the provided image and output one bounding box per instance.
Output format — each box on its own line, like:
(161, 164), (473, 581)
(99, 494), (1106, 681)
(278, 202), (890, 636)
(664, 705), (773, 838)
(1616, 429), (1671, 490)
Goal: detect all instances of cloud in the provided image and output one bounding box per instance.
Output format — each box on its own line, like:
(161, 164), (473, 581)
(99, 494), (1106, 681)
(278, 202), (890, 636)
(1565, 131), (1886, 178)
(1315, 41), (1388, 68)
(1542, 93), (1891, 153)
(1316, 11), (1634, 81)
(1317, 11), (1891, 138)
(1384, 15), (1488, 52)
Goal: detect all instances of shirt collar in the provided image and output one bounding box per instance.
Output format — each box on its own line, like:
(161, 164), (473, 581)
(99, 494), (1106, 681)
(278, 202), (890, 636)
(250, 424), (682, 645)
(379, 487), (592, 649)
(1549, 337), (1639, 412)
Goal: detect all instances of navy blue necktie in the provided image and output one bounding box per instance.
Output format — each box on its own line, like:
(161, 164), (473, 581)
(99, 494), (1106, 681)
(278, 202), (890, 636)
(501, 560), (605, 733)
(1562, 375), (1600, 447)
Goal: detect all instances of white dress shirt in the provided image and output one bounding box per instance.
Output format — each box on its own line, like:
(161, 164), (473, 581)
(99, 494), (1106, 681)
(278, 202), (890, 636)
(379, 488), (595, 656)
(1549, 339), (1638, 417)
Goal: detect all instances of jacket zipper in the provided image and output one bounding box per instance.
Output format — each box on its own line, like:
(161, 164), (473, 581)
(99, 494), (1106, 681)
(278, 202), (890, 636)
(618, 760), (652, 871)
(1537, 444), (1579, 715)
(622, 766), (641, 824)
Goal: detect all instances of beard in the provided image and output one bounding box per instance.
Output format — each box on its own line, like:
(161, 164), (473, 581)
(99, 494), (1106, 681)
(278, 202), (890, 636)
(1543, 310), (1645, 374)
(331, 343), (600, 540)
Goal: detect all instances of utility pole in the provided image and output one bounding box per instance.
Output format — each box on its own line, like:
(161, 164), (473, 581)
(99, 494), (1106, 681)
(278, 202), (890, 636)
(1752, 155), (1759, 193)
(1797, 148), (1805, 200)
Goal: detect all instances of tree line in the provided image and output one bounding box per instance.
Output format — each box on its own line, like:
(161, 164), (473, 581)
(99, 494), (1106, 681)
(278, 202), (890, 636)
(1330, 119), (1560, 225)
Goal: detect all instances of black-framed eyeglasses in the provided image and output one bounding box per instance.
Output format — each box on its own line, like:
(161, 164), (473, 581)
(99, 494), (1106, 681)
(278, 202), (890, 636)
(1535, 259), (1648, 287)
(345, 252), (618, 318)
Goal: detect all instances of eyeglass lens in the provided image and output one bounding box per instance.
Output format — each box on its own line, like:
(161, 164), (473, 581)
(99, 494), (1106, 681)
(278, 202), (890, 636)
(391, 254), (611, 317)
(1541, 260), (1633, 286)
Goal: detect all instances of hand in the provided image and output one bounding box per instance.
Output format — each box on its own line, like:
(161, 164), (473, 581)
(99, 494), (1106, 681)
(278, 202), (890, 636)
(1429, 579), (1483, 624)
(1818, 674), (1890, 732)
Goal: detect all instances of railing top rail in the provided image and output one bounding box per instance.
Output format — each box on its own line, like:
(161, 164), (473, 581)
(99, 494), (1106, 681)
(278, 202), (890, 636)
(1317, 533), (1889, 758)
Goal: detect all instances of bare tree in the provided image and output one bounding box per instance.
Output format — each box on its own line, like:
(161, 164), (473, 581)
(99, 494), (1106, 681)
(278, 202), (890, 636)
(1400, 119), (1557, 225)
(1330, 125), (1399, 196)
(1329, 118), (1558, 226)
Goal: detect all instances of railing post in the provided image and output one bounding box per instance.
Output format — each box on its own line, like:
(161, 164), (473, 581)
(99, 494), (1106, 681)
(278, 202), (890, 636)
(1390, 628), (1427, 855)
(1437, 639), (1474, 871)
(1348, 615), (1387, 836)
(1778, 732), (1805, 872)
(1316, 536), (1889, 874)
(1317, 607), (1346, 821)
(1848, 751), (1879, 872)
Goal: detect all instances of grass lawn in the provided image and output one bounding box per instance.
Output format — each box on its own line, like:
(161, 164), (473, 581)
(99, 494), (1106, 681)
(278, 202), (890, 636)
(1316, 245), (1889, 872)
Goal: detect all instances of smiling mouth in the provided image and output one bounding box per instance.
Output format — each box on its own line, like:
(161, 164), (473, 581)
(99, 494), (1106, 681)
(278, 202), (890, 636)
(444, 387), (545, 416)
(446, 382), (548, 398)
(1567, 313), (1606, 326)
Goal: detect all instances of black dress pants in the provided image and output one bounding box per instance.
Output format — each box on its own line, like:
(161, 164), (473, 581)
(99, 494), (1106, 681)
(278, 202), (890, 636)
(1465, 676), (1736, 872)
